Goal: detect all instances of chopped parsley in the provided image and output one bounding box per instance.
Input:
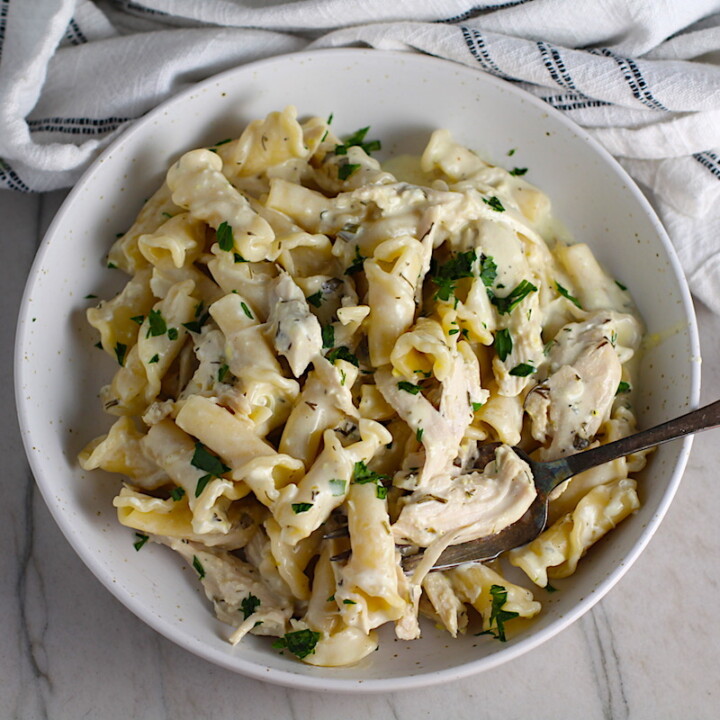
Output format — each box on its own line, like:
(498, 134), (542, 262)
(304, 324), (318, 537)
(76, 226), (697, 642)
(483, 195), (505, 212)
(170, 487), (185, 501)
(431, 249), (477, 302)
(472, 402), (484, 412)
(509, 167), (528, 176)
(192, 555), (205, 579)
(241, 593), (261, 619)
(233, 252), (247, 263)
(509, 362), (535, 377)
(329, 478), (347, 496)
(217, 363), (230, 383)
(216, 221), (234, 252)
(114, 342), (127, 366)
(342, 599), (357, 605)
(482, 584), (519, 642)
(191, 442), (230, 497)
(490, 279), (537, 315)
(272, 629), (321, 659)
(148, 353), (159, 364)
(479, 254), (498, 287)
(85, 294), (98, 299)
(616, 280), (628, 291)
(495, 328), (513, 362)
(326, 346), (359, 367)
(133, 532), (149, 551)
(507, 148), (516, 156)
(376, 485), (388, 500)
(146, 308), (167, 337)
(334, 126), (381, 156)
(616, 381), (631, 395)
(353, 462), (389, 500)
(416, 427), (424, 443)
(397, 381), (421, 395)
(338, 162), (360, 181)
(213, 138), (232, 147)
(321, 324), (335, 349)
(130, 314), (145, 325)
(345, 245), (366, 275)
(182, 311), (210, 334)
(240, 301), (254, 320)
(306, 290), (324, 308)
(555, 281), (583, 309)
(291, 502), (313, 514)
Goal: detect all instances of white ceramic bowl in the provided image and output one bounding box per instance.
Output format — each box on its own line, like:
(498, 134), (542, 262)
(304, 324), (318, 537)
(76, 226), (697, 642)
(15, 49), (700, 692)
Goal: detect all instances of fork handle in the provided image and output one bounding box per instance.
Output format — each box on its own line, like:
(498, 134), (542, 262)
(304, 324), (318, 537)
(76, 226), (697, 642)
(543, 398), (720, 490)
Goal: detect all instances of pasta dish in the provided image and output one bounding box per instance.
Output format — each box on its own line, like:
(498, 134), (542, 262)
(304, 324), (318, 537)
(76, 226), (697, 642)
(79, 107), (646, 665)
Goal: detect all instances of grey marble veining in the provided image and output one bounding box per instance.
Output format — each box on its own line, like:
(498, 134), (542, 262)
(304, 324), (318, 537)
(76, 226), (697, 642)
(2, 189), (719, 720)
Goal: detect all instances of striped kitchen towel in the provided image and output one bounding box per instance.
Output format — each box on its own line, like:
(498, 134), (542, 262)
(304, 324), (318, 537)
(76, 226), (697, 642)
(1, 0), (720, 310)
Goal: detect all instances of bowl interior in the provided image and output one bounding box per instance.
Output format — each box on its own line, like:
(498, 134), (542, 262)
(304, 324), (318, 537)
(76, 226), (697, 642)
(15, 49), (700, 692)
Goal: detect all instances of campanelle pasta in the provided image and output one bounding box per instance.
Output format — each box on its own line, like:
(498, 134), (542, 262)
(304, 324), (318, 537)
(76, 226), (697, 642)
(80, 106), (646, 665)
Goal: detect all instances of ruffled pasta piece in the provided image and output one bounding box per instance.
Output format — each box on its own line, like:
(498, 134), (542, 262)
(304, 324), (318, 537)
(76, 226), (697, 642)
(86, 267), (155, 356)
(509, 477), (640, 587)
(137, 212), (206, 269)
(114, 487), (264, 550)
(79, 416), (167, 490)
(421, 571), (468, 638)
(274, 419), (392, 545)
(166, 148), (275, 262)
(175, 395), (304, 508)
(448, 563), (541, 636)
(108, 182), (182, 273)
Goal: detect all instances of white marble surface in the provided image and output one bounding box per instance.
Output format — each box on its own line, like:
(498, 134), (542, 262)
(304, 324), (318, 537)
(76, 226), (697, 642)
(3, 187), (719, 720)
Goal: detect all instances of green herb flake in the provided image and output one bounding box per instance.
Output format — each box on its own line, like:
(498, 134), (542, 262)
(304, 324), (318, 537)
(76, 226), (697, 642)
(329, 478), (347, 496)
(191, 442), (231, 480)
(509, 362), (535, 377)
(85, 294), (98, 299)
(217, 363), (230, 383)
(345, 245), (366, 275)
(146, 308), (167, 338)
(507, 148), (516, 156)
(616, 381), (631, 395)
(485, 584), (519, 642)
(342, 599), (357, 605)
(148, 353), (159, 364)
(545, 583), (558, 593)
(130, 314), (145, 325)
(216, 221), (234, 252)
(241, 593), (261, 619)
(555, 281), (583, 309)
(616, 280), (628, 291)
(416, 427), (424, 443)
(182, 311), (210, 334)
(306, 291), (324, 308)
(233, 252), (247, 263)
(483, 195), (505, 212)
(398, 381), (421, 395)
(338, 162), (360, 181)
(167, 327), (179, 341)
(272, 629), (321, 659)
(241, 302), (254, 320)
(326, 346), (359, 367)
(114, 342), (128, 367)
(192, 555), (205, 579)
(291, 502), (313, 514)
(490, 279), (537, 315)
(509, 167), (528, 176)
(448, 328), (460, 336)
(133, 533), (149, 551)
(321, 324), (335, 349)
(334, 126), (381, 156)
(479, 255), (497, 288)
(213, 138), (232, 147)
(107, 262), (117, 269)
(472, 402), (484, 412)
(170, 487), (185, 502)
(94, 341), (103, 350)
(195, 474), (212, 497)
(431, 249), (476, 302)
(353, 461), (388, 485)
(161, 211), (174, 219)
(376, 485), (388, 500)
(495, 328), (513, 362)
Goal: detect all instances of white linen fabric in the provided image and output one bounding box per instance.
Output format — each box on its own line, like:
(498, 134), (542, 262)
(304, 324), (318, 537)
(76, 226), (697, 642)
(1, 0), (720, 311)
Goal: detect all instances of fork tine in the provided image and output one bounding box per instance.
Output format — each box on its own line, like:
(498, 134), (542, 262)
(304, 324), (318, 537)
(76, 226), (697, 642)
(322, 525), (349, 540)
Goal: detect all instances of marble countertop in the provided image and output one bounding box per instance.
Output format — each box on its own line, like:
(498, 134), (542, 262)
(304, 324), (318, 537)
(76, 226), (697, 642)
(3, 188), (719, 720)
